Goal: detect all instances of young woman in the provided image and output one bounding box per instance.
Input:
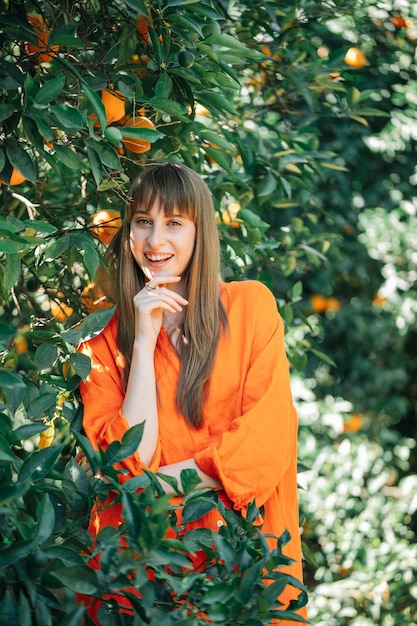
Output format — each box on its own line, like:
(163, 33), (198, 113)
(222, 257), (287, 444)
(79, 163), (307, 622)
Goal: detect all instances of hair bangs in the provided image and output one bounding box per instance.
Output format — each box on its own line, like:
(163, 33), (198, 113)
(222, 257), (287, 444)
(128, 164), (199, 222)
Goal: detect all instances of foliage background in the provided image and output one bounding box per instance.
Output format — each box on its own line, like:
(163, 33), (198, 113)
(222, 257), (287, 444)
(1, 0), (417, 624)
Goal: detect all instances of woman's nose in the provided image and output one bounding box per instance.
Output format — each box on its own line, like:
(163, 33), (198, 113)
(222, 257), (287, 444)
(146, 224), (165, 247)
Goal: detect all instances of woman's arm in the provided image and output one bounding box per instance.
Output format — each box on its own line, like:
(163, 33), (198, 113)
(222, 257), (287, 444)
(121, 276), (188, 466)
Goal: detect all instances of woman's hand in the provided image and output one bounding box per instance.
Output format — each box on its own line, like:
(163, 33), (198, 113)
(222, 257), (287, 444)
(133, 276), (188, 345)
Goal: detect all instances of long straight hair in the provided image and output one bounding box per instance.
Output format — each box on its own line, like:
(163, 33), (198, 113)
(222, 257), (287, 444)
(106, 163), (227, 428)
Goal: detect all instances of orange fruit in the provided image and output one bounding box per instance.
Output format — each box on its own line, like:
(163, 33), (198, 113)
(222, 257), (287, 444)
(38, 422), (55, 449)
(12, 334), (28, 355)
(62, 360), (76, 380)
(90, 208), (122, 245)
(50, 292), (74, 321)
(343, 47), (367, 68)
(343, 414), (363, 433)
(0, 168), (26, 186)
(92, 89), (125, 127)
(326, 297), (341, 312)
(80, 282), (113, 312)
(389, 15), (408, 29)
(121, 116), (155, 154)
(311, 294), (328, 314)
(26, 13), (59, 63)
(136, 14), (150, 43)
(195, 103), (209, 116)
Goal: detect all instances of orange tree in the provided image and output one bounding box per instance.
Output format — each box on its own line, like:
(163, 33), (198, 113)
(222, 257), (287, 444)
(1, 0), (415, 623)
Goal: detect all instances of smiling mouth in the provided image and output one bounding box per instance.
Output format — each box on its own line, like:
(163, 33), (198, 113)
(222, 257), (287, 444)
(144, 253), (173, 262)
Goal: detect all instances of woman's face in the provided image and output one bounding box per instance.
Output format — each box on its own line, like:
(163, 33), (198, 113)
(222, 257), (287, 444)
(129, 199), (196, 290)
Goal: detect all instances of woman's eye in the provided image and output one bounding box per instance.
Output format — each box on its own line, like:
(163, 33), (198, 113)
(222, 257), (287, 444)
(135, 217), (151, 225)
(168, 220), (181, 227)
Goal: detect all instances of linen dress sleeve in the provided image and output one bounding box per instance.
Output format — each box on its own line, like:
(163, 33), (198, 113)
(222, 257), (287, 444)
(194, 282), (298, 511)
(78, 318), (161, 477)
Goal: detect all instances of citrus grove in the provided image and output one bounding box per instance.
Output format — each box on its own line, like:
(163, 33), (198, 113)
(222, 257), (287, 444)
(1, 0), (417, 624)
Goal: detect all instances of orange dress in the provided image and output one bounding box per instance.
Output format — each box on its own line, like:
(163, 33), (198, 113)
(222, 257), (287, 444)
(79, 280), (307, 623)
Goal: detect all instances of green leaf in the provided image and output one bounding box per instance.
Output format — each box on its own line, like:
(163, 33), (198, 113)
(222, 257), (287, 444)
(0, 237), (28, 254)
(36, 494), (56, 543)
(204, 33), (264, 59)
(0, 104), (17, 123)
(149, 95), (191, 122)
(14, 422), (49, 440)
(195, 90), (237, 116)
(26, 393), (57, 419)
(238, 209), (270, 231)
(169, 13), (204, 38)
(106, 423), (145, 465)
(310, 348), (336, 367)
(182, 497), (217, 524)
(43, 235), (70, 261)
(82, 84), (107, 131)
(199, 129), (235, 152)
(167, 0), (201, 6)
(61, 305), (116, 344)
(0, 321), (15, 349)
(291, 281), (303, 299)
(81, 240), (100, 280)
(0, 436), (20, 462)
(43, 545), (84, 564)
(0, 482), (30, 506)
(155, 74), (173, 98)
(3, 254), (21, 291)
(89, 141), (122, 170)
(6, 143), (36, 184)
(69, 352), (91, 382)
(49, 24), (82, 47)
(213, 534), (236, 572)
(0, 369), (26, 391)
(34, 343), (59, 372)
(119, 126), (164, 143)
(0, 540), (35, 568)
(121, 491), (141, 537)
(52, 565), (100, 594)
(86, 146), (103, 187)
(54, 145), (84, 170)
(181, 469), (202, 493)
(34, 76), (66, 106)
(124, 0), (148, 12)
(59, 605), (86, 626)
(24, 219), (57, 235)
(50, 103), (85, 130)
(19, 446), (63, 483)
(204, 147), (232, 173)
(116, 26), (138, 68)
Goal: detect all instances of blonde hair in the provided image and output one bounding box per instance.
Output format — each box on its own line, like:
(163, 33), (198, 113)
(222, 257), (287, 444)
(107, 163), (227, 428)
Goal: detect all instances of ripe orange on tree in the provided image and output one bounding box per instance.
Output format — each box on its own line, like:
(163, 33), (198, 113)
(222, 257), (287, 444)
(0, 168), (26, 186)
(62, 360), (76, 380)
(343, 413), (363, 433)
(80, 282), (113, 312)
(50, 295), (74, 321)
(38, 422), (55, 449)
(136, 14), (150, 43)
(12, 334), (29, 355)
(343, 47), (367, 68)
(121, 116), (156, 154)
(25, 13), (59, 63)
(389, 15), (408, 29)
(90, 208), (122, 245)
(92, 89), (125, 127)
